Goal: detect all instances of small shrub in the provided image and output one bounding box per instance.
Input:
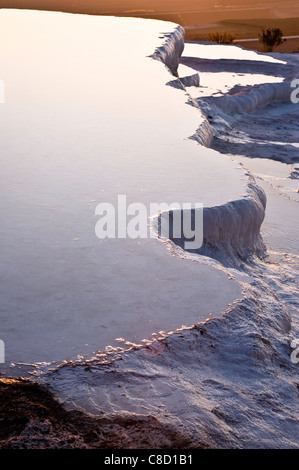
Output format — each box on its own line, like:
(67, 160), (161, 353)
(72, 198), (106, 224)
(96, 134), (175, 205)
(258, 28), (284, 52)
(208, 32), (236, 44)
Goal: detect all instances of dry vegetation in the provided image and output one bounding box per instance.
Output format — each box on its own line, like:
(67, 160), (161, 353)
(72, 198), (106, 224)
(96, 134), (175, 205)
(207, 32), (236, 44)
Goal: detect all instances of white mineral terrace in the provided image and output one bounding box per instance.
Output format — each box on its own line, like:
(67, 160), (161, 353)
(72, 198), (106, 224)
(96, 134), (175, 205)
(0, 10), (249, 364)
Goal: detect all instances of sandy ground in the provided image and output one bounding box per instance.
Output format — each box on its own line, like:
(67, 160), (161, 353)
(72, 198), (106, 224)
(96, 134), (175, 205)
(0, 0), (298, 52)
(234, 37), (299, 54)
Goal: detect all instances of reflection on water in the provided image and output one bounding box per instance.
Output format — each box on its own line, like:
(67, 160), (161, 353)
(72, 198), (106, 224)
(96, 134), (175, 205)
(0, 10), (244, 364)
(183, 42), (286, 64)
